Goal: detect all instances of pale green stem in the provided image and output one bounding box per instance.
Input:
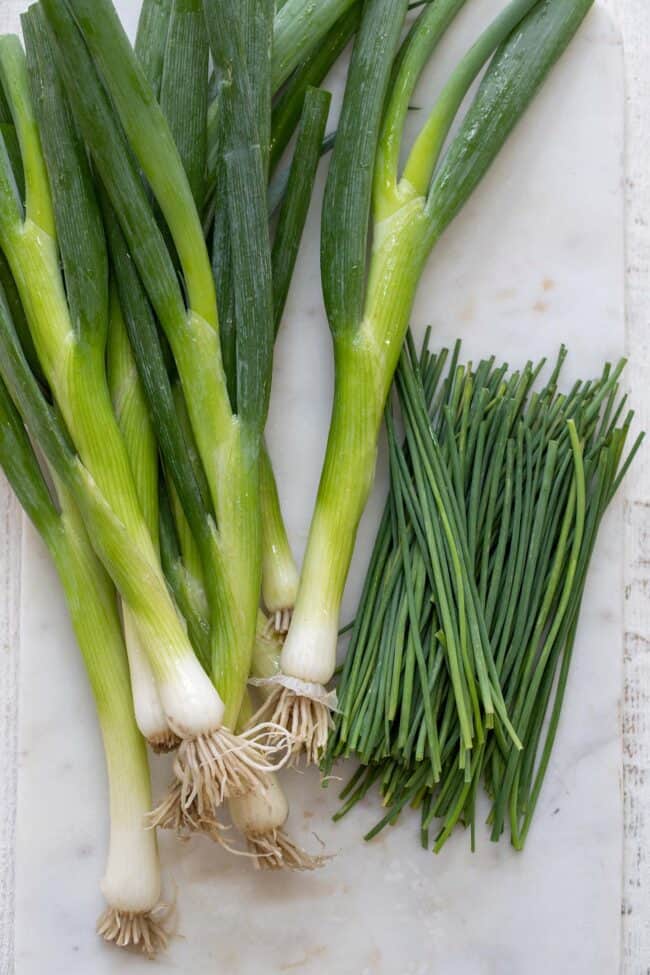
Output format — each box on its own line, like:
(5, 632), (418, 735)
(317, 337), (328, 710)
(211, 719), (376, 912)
(0, 57), (216, 731)
(281, 209), (428, 685)
(106, 287), (168, 744)
(260, 445), (299, 615)
(402, 0), (540, 195)
(50, 486), (160, 913)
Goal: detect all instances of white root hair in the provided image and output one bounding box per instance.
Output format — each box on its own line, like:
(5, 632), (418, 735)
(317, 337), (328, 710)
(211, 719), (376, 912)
(251, 686), (332, 765)
(264, 607), (293, 637)
(245, 828), (329, 871)
(148, 724), (293, 832)
(96, 902), (173, 957)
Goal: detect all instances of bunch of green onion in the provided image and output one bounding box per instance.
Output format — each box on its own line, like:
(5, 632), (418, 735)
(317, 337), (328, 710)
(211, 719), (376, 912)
(0, 0), (626, 956)
(0, 0), (348, 951)
(326, 336), (642, 850)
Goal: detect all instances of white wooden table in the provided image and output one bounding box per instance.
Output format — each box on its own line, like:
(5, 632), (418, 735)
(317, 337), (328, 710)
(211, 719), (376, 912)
(0, 2), (648, 972)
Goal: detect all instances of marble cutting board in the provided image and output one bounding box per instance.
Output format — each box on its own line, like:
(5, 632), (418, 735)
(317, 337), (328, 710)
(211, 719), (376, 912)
(8, 3), (625, 973)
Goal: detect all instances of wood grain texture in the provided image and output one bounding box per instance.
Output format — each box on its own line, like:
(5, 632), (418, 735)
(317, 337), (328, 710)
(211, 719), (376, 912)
(0, 1), (647, 972)
(598, 1), (650, 969)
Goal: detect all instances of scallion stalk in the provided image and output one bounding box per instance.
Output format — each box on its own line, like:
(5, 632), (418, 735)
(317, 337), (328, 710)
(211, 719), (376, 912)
(229, 765), (326, 870)
(37, 0), (292, 822)
(229, 632), (327, 869)
(276, 0), (595, 761)
(272, 0), (357, 91)
(269, 3), (358, 173)
(0, 286), (168, 955)
(134, 0), (172, 98)
(106, 286), (177, 752)
(261, 86), (331, 630)
(159, 0), (208, 210)
(5, 15), (221, 748)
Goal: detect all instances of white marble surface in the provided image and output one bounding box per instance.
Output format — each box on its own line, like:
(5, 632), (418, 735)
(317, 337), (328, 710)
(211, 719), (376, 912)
(5, 3), (630, 973)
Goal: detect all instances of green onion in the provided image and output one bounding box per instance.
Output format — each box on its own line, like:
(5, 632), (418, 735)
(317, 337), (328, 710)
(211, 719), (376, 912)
(229, 764), (327, 870)
(158, 480), (213, 677)
(205, 0), (355, 210)
(106, 286), (176, 752)
(270, 3), (358, 173)
(271, 86), (331, 337)
(0, 280), (169, 956)
(36, 0), (290, 825)
(276, 0), (595, 762)
(159, 0), (208, 209)
(135, 0), (172, 97)
(272, 0), (357, 91)
(5, 13), (220, 751)
(261, 86), (331, 630)
(205, 7), (331, 639)
(228, 626), (327, 868)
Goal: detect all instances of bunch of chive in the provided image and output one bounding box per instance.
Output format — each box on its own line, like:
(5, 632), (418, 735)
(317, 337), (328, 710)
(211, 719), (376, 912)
(326, 334), (642, 851)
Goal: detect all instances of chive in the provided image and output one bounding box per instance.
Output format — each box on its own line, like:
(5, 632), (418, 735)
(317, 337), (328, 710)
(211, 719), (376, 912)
(330, 338), (640, 849)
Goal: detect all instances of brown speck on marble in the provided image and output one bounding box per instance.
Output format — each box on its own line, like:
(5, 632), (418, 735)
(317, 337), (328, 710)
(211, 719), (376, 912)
(542, 277), (555, 291)
(367, 946), (382, 969)
(459, 299), (475, 322)
(533, 300), (548, 313)
(280, 945), (327, 971)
